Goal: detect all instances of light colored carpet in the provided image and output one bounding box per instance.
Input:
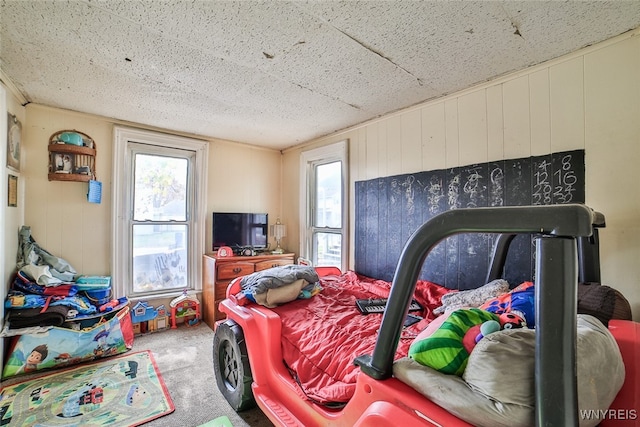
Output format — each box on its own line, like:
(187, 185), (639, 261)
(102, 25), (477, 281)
(135, 323), (274, 427)
(0, 322), (274, 427)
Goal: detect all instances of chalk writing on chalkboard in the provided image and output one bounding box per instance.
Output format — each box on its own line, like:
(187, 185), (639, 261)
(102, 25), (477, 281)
(354, 149), (585, 289)
(489, 165), (504, 207)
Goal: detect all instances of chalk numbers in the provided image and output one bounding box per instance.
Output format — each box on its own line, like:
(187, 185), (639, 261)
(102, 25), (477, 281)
(553, 155), (577, 204)
(533, 160), (553, 205)
(533, 155), (576, 205)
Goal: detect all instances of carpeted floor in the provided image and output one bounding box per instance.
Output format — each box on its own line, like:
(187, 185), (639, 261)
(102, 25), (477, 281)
(0, 322), (273, 427)
(134, 323), (274, 427)
(1, 350), (174, 426)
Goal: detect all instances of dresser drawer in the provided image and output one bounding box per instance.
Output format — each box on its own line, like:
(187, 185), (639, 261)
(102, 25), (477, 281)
(203, 253), (294, 327)
(217, 262), (255, 280)
(215, 280), (232, 297)
(255, 258), (294, 272)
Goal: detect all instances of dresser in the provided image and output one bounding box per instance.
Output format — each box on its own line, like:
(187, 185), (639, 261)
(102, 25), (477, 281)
(202, 252), (295, 328)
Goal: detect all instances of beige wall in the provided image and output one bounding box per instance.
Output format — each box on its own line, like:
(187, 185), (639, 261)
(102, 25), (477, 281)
(2, 81), (26, 364)
(20, 105), (283, 288)
(283, 29), (640, 319)
(206, 139), (283, 250)
(23, 106), (114, 276)
(2, 88), (26, 284)
(2, 85), (26, 288)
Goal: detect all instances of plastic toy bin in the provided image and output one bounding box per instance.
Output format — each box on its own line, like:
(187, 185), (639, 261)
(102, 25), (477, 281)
(2, 305), (134, 379)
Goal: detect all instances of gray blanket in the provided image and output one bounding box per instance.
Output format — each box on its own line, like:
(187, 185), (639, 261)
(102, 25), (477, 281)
(240, 265), (319, 296)
(17, 226), (77, 284)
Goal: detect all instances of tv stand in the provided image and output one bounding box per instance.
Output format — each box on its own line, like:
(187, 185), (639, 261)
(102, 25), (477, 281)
(202, 252), (295, 327)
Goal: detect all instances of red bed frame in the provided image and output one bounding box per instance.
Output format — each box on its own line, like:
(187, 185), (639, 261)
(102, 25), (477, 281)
(214, 205), (640, 426)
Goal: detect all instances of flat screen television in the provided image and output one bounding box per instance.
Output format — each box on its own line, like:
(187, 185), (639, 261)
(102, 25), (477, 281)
(212, 212), (269, 251)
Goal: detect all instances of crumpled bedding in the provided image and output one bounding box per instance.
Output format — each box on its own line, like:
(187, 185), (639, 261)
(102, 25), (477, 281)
(6, 305), (70, 328)
(239, 265), (320, 306)
(17, 225), (77, 284)
(270, 270), (451, 405)
(5, 227), (97, 331)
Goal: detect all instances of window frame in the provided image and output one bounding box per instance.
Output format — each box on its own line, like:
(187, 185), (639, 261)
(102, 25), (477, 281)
(112, 126), (208, 300)
(299, 140), (348, 270)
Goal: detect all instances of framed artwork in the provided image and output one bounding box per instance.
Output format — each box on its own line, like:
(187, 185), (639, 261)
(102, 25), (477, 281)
(7, 113), (21, 171)
(8, 174), (17, 207)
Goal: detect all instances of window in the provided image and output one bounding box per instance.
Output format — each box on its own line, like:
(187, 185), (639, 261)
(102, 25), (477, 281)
(300, 141), (348, 270)
(113, 127), (208, 299)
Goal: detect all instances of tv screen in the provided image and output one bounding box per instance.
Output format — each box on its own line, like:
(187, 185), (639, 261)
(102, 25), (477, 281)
(212, 212), (268, 251)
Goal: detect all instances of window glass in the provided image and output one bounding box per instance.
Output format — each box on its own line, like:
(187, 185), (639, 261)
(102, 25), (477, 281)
(131, 153), (189, 294)
(313, 232), (342, 268)
(113, 126), (208, 299)
(132, 224), (188, 293)
(133, 154), (188, 221)
(300, 140), (347, 271)
(314, 161), (342, 228)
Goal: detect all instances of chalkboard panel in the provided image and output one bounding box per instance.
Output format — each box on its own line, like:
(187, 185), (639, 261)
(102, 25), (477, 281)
(354, 149), (585, 289)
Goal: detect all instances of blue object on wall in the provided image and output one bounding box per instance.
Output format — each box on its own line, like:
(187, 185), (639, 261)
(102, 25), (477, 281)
(87, 180), (102, 204)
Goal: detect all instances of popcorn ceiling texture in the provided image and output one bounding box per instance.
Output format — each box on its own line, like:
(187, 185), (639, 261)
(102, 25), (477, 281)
(1, 1), (639, 149)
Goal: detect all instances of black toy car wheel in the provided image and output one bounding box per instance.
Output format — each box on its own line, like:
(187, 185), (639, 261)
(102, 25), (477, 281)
(213, 320), (256, 411)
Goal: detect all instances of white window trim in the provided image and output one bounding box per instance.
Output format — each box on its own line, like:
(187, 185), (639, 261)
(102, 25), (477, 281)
(112, 126), (208, 300)
(299, 140), (348, 270)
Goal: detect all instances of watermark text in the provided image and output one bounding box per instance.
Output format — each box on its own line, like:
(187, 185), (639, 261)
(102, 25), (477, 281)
(580, 409), (637, 421)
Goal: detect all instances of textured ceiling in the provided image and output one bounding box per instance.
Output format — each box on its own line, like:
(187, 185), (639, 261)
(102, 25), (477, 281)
(1, 1), (640, 150)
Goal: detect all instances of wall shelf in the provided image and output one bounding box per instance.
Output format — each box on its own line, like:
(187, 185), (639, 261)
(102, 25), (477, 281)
(47, 171), (94, 182)
(48, 130), (96, 182)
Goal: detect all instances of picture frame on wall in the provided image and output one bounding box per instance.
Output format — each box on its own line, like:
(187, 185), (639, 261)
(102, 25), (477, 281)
(8, 174), (17, 207)
(6, 113), (21, 172)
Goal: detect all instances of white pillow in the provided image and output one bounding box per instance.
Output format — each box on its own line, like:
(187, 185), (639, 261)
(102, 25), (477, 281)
(433, 279), (510, 315)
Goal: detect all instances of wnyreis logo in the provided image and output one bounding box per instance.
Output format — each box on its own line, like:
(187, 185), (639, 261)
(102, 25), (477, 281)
(580, 409), (638, 421)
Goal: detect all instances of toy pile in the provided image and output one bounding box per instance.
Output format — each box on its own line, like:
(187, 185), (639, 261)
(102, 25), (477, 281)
(1, 227), (134, 380)
(4, 273), (122, 333)
(2, 226), (123, 335)
(409, 280), (534, 376)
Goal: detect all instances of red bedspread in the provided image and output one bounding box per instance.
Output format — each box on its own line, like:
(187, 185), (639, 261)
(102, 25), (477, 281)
(271, 271), (451, 405)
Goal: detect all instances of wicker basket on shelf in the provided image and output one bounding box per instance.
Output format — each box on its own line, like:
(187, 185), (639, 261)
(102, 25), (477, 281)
(48, 130), (96, 182)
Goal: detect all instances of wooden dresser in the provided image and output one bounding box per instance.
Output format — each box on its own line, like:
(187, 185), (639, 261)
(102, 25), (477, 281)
(202, 252), (295, 328)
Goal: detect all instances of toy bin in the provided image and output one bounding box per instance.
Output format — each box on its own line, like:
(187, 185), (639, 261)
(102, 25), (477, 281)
(2, 305), (134, 379)
(82, 287), (112, 305)
(77, 276), (113, 305)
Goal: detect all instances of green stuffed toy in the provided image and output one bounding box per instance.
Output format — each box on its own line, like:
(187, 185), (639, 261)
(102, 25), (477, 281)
(408, 308), (499, 376)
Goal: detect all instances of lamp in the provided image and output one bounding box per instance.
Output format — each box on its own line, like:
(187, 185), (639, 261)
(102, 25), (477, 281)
(271, 218), (287, 254)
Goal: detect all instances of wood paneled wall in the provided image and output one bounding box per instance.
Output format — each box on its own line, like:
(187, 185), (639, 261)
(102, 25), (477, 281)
(283, 28), (640, 319)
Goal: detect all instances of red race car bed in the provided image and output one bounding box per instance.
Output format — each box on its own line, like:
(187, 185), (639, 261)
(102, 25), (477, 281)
(215, 205), (639, 427)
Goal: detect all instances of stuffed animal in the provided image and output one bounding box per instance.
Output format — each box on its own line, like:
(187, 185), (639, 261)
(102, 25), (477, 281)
(466, 319), (501, 349)
(409, 308), (499, 376)
(481, 281), (535, 327)
(409, 308), (527, 376)
(498, 311), (527, 329)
